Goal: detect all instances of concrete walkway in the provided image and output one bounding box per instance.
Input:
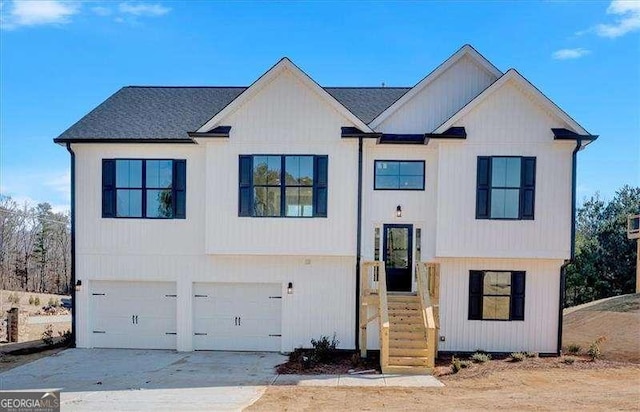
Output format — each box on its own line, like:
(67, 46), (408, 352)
(275, 373), (444, 387)
(0, 349), (443, 411)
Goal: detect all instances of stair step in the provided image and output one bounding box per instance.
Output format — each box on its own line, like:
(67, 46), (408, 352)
(389, 338), (429, 349)
(388, 356), (431, 367)
(388, 308), (422, 315)
(388, 298), (420, 304)
(389, 348), (431, 357)
(388, 315), (423, 324)
(382, 365), (433, 375)
(389, 330), (427, 340)
(391, 323), (426, 332)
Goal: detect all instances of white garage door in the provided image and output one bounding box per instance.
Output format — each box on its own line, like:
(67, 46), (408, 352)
(193, 283), (282, 351)
(90, 281), (177, 349)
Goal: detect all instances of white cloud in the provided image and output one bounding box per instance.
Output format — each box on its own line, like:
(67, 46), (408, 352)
(118, 2), (170, 17)
(594, 0), (640, 38)
(91, 6), (112, 17)
(1, 0), (79, 30)
(552, 48), (591, 60)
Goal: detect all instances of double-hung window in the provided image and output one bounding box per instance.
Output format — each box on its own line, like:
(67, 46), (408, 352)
(238, 155), (328, 217)
(102, 159), (186, 219)
(374, 160), (425, 190)
(476, 156), (536, 220)
(468, 270), (525, 321)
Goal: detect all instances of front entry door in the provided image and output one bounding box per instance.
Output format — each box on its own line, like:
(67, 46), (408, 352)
(382, 224), (413, 292)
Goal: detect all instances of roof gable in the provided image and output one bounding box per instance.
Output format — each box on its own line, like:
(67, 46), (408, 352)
(433, 69), (590, 135)
(196, 58), (374, 134)
(369, 44), (502, 129)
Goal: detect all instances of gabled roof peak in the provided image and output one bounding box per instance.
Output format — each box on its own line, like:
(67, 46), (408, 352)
(368, 44), (502, 128)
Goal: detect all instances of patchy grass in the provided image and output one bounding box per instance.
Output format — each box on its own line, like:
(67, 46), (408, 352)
(582, 294), (640, 313)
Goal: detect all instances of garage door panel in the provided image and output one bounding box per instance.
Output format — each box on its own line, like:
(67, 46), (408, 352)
(90, 281), (176, 349)
(193, 283), (282, 351)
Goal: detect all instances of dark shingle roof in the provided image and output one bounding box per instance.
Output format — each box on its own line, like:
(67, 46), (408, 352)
(55, 86), (410, 142)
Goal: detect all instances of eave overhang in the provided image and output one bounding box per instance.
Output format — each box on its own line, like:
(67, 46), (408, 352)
(187, 125), (232, 138)
(551, 128), (598, 141)
(341, 127), (382, 139)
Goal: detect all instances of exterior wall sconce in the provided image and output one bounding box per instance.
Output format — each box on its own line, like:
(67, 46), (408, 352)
(287, 282), (293, 294)
(75, 280), (82, 291)
(396, 205), (402, 218)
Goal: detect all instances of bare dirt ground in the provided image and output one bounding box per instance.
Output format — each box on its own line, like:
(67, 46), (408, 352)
(563, 293), (639, 362)
(251, 294), (640, 411)
(249, 362), (640, 411)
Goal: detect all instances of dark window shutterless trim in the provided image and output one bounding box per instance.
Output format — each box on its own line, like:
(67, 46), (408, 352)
(373, 160), (425, 191)
(468, 270), (526, 321)
(102, 158), (186, 219)
(238, 154), (328, 218)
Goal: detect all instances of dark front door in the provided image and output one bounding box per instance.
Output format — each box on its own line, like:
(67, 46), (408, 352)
(382, 224), (413, 292)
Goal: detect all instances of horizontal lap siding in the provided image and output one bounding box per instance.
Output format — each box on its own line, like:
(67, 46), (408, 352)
(438, 258), (561, 353)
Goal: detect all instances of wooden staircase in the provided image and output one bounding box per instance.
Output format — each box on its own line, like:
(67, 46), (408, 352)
(359, 261), (440, 375)
(386, 294), (432, 374)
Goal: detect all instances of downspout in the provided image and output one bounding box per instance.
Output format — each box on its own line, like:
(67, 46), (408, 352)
(355, 137), (363, 351)
(65, 143), (77, 348)
(557, 137), (582, 355)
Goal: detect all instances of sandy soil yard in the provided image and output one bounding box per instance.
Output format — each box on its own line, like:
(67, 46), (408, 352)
(251, 294), (640, 411)
(249, 362), (640, 411)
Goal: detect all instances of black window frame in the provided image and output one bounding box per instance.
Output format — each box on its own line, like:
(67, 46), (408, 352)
(476, 156), (536, 220)
(373, 160), (425, 191)
(238, 154), (328, 218)
(468, 270), (526, 321)
(102, 158), (186, 220)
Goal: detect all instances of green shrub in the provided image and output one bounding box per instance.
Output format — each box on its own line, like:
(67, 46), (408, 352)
(587, 336), (607, 361)
(562, 356), (576, 365)
(566, 344), (581, 355)
(42, 324), (54, 346)
(510, 352), (526, 362)
(28, 296), (34, 305)
(7, 293), (20, 304)
(58, 330), (72, 346)
(34, 297), (40, 306)
(310, 334), (339, 363)
(525, 352), (538, 358)
(470, 352), (491, 363)
(451, 356), (471, 373)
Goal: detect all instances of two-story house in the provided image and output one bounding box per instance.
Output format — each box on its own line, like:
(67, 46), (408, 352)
(54, 45), (596, 373)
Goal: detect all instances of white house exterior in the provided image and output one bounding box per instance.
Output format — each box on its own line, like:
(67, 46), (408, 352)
(55, 45), (596, 357)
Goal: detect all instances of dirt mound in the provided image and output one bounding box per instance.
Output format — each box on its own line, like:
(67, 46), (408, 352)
(563, 294), (640, 363)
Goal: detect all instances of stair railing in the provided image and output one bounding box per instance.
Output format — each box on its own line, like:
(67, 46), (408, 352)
(416, 261), (440, 369)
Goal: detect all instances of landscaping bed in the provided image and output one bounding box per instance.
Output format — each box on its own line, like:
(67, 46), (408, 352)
(277, 348), (381, 374)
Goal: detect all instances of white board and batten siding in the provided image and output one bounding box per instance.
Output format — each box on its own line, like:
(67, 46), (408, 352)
(375, 55), (498, 134)
(435, 79), (577, 260)
(438, 258), (561, 353)
(203, 68), (358, 256)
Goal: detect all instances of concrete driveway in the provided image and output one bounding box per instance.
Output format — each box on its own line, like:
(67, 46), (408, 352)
(0, 349), (286, 411)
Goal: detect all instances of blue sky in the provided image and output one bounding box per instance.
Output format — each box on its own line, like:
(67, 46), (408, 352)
(1, 0), (638, 212)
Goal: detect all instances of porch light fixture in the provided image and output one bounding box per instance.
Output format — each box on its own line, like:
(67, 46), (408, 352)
(396, 205), (402, 218)
(287, 282), (293, 294)
(75, 280), (82, 291)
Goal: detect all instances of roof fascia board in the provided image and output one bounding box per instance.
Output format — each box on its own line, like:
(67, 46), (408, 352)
(433, 69), (590, 135)
(368, 44), (502, 129)
(196, 58), (374, 133)
(53, 138), (196, 144)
